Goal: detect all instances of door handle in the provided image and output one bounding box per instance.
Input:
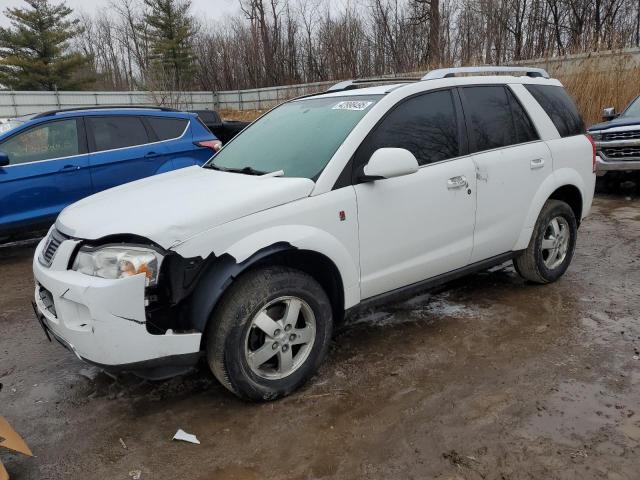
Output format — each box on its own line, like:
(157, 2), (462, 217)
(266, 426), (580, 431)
(145, 151), (159, 158)
(530, 158), (545, 169)
(59, 164), (81, 172)
(447, 176), (468, 189)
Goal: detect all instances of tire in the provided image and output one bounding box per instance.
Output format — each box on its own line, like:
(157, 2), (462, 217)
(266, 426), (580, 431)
(513, 199), (578, 284)
(206, 266), (333, 401)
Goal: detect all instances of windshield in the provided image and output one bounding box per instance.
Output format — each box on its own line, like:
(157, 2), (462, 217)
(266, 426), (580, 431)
(622, 96), (640, 118)
(206, 95), (382, 179)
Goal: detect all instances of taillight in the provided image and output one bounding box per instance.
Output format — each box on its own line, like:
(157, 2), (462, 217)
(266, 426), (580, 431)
(195, 139), (222, 152)
(586, 134), (597, 173)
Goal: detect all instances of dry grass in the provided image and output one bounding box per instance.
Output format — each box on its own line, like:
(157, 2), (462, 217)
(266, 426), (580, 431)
(219, 109), (266, 122)
(552, 63), (640, 126)
(219, 58), (640, 127)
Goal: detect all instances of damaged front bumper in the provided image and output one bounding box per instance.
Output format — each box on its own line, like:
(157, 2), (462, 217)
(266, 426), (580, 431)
(32, 236), (202, 379)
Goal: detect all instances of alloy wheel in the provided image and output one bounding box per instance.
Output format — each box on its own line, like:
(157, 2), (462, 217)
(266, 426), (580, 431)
(541, 216), (570, 270)
(244, 296), (316, 380)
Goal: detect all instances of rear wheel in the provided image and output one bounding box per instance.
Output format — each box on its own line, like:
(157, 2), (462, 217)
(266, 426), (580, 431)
(206, 266), (333, 401)
(514, 199), (577, 284)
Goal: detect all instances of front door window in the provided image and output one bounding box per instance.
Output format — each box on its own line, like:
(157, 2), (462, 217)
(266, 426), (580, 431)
(1, 119), (79, 165)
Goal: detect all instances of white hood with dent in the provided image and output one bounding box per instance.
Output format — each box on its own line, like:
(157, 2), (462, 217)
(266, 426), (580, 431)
(56, 166), (315, 249)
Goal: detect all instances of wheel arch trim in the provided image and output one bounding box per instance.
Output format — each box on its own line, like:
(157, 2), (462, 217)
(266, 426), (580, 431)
(186, 242), (294, 337)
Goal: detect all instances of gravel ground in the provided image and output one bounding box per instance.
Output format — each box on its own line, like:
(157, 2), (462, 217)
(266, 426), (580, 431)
(1, 193), (639, 480)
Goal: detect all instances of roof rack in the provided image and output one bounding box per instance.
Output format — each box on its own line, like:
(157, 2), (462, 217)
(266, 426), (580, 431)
(326, 77), (421, 93)
(422, 66), (550, 80)
(32, 105), (179, 119)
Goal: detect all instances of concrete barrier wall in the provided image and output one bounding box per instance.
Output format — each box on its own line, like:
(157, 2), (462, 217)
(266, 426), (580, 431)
(514, 47), (640, 75)
(1, 47), (639, 117)
(0, 91), (217, 117)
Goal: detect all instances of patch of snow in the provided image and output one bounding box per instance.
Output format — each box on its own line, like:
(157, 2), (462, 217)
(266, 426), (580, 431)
(351, 292), (477, 328)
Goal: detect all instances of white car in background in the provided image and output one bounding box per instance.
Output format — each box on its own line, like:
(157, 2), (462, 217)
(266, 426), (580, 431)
(33, 66), (596, 401)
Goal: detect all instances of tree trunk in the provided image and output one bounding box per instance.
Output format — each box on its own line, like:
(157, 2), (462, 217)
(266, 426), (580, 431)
(429, 0), (440, 66)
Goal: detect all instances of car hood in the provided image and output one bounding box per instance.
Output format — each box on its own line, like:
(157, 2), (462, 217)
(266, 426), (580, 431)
(589, 116), (640, 131)
(56, 166), (315, 249)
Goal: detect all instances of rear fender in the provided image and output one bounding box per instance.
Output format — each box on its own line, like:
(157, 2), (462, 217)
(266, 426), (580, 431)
(513, 169), (585, 250)
(170, 154), (203, 169)
(155, 159), (176, 174)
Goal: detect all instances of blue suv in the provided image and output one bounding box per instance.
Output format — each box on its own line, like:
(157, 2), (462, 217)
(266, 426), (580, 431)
(0, 107), (219, 241)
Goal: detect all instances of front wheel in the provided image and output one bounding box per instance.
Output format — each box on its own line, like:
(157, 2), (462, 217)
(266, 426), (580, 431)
(206, 266), (333, 401)
(514, 199), (578, 284)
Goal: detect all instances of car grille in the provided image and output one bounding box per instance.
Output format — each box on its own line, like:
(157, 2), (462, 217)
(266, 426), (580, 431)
(38, 229), (69, 267)
(602, 146), (640, 159)
(602, 130), (640, 141)
(37, 284), (57, 318)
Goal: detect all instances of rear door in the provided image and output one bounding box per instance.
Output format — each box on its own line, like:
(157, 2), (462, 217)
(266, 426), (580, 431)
(459, 85), (553, 262)
(86, 115), (173, 193)
(0, 118), (91, 234)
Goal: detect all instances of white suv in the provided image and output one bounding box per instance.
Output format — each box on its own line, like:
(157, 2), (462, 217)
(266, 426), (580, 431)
(33, 67), (596, 401)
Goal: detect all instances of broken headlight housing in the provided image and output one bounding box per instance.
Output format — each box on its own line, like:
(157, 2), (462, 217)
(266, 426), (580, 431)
(72, 246), (163, 286)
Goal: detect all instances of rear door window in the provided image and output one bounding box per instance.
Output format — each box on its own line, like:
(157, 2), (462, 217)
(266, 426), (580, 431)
(357, 89), (460, 167)
(0, 119), (80, 165)
(524, 84), (585, 137)
(461, 86), (518, 153)
(147, 117), (188, 140)
(87, 116), (150, 152)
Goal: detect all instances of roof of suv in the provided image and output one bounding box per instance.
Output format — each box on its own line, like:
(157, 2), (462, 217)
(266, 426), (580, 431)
(0, 107), (198, 137)
(30, 107), (196, 120)
(309, 74), (562, 100)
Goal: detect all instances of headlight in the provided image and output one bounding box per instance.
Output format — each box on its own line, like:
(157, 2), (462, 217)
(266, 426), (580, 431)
(589, 131), (602, 141)
(72, 246), (163, 286)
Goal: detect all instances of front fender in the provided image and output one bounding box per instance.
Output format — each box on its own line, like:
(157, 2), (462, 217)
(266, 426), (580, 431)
(185, 242), (293, 334)
(179, 224), (360, 335)
(513, 168), (585, 250)
(225, 224), (359, 303)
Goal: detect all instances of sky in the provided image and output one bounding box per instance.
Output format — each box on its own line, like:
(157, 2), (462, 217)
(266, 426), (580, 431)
(0, 0), (242, 26)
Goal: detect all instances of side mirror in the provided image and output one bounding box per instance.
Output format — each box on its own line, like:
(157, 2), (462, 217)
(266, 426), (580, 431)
(361, 148), (419, 182)
(602, 107), (618, 122)
(0, 152), (8, 167)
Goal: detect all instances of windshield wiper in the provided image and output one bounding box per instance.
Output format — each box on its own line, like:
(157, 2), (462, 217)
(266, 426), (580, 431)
(204, 163), (268, 176)
(226, 166), (269, 176)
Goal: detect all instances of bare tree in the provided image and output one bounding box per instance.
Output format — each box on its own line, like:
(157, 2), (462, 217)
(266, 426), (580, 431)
(74, 0), (640, 92)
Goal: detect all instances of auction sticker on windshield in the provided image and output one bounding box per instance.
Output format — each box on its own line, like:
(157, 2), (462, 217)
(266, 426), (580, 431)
(332, 101), (373, 111)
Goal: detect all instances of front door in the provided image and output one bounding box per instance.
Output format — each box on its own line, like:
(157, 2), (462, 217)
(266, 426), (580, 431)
(0, 118), (91, 235)
(354, 89), (477, 299)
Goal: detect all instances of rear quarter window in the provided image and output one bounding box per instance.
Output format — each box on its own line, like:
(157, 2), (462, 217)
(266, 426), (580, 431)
(506, 87), (539, 143)
(148, 117), (188, 140)
(524, 85), (585, 137)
